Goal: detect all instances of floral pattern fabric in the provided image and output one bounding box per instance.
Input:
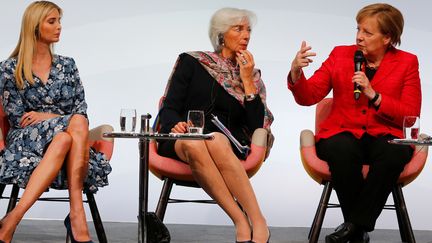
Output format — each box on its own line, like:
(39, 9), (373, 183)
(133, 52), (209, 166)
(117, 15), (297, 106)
(0, 55), (111, 192)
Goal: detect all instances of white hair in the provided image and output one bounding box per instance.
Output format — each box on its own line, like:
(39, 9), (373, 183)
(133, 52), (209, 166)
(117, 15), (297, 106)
(209, 7), (257, 52)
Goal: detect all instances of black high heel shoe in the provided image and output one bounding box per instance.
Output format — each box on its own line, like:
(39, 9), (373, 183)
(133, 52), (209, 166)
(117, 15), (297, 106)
(64, 214), (93, 243)
(251, 228), (270, 243)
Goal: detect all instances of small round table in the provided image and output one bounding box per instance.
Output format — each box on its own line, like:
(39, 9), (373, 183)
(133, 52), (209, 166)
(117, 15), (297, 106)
(388, 138), (432, 146)
(103, 114), (213, 243)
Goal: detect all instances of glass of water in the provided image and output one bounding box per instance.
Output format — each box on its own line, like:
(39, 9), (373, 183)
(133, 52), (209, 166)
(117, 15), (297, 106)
(403, 116), (420, 140)
(187, 110), (204, 134)
(120, 108), (137, 132)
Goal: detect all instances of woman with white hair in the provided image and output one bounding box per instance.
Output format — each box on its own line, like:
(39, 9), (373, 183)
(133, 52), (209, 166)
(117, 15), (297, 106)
(0, 1), (111, 242)
(158, 7), (273, 243)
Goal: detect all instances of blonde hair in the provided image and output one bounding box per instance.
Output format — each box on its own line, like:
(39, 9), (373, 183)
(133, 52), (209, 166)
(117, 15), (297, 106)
(356, 3), (404, 47)
(209, 7), (256, 53)
(10, 1), (62, 89)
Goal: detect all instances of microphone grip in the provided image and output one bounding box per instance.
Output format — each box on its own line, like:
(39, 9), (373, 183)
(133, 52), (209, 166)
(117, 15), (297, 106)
(355, 62), (362, 72)
(354, 83), (361, 100)
(354, 61), (362, 100)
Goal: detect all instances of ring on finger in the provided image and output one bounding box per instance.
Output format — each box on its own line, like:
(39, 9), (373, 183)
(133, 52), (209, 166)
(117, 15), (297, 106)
(27, 117), (31, 120)
(242, 60), (247, 65)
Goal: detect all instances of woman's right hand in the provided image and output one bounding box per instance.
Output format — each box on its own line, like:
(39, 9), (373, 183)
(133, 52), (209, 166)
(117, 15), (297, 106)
(290, 41), (316, 82)
(20, 111), (59, 128)
(171, 121), (188, 134)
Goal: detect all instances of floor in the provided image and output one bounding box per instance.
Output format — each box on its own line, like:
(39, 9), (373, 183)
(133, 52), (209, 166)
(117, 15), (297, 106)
(9, 219), (432, 243)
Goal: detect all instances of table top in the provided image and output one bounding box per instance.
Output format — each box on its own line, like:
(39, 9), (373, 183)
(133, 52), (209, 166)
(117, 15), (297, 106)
(388, 138), (432, 146)
(103, 131), (214, 140)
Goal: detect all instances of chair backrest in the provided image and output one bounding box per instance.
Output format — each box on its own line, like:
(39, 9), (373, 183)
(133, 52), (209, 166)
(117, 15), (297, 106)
(315, 98), (333, 134)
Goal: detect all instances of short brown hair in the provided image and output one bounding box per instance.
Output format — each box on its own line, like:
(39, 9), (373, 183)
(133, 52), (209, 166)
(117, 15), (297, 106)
(356, 3), (404, 46)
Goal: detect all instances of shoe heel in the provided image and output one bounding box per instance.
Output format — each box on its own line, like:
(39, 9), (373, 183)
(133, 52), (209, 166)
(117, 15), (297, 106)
(64, 214), (94, 243)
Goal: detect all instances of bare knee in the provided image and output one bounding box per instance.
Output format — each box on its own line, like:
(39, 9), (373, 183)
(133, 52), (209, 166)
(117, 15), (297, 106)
(51, 132), (73, 154)
(209, 132), (231, 148)
(206, 133), (237, 164)
(67, 114), (89, 138)
(177, 140), (208, 163)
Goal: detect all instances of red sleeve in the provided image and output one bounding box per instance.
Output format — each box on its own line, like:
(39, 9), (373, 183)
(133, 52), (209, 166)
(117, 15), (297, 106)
(377, 55), (421, 126)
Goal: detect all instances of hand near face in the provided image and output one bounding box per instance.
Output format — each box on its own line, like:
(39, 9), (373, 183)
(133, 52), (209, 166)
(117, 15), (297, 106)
(236, 50), (255, 84)
(171, 121), (188, 134)
(290, 41), (316, 82)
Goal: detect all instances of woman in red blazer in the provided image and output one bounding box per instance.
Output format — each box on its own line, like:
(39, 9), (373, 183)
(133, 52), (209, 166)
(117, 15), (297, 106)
(288, 3), (421, 243)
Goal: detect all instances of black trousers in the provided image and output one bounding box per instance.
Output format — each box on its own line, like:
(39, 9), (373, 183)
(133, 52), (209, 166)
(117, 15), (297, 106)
(316, 132), (413, 231)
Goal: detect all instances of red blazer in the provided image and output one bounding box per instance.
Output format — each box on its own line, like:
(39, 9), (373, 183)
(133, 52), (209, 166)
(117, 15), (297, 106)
(288, 45), (421, 141)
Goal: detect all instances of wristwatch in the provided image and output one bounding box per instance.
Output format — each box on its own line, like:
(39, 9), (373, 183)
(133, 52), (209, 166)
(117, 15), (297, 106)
(245, 93), (256, 101)
(370, 92), (380, 104)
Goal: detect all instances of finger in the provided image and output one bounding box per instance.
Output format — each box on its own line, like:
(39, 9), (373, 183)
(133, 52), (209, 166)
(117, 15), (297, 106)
(304, 52), (317, 58)
(301, 41), (306, 49)
(241, 50), (254, 63)
(178, 122), (188, 132)
(236, 52), (249, 65)
(172, 127), (181, 133)
(20, 119), (29, 127)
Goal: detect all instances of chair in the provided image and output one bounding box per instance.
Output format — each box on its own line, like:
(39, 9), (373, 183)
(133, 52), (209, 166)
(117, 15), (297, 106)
(148, 97), (274, 221)
(0, 105), (114, 243)
(300, 98), (428, 243)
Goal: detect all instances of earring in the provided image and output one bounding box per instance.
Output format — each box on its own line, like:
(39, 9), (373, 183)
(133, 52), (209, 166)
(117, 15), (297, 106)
(218, 34), (224, 46)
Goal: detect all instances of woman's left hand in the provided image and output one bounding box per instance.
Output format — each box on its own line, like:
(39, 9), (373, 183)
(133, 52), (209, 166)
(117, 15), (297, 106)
(20, 111), (58, 127)
(352, 71), (375, 99)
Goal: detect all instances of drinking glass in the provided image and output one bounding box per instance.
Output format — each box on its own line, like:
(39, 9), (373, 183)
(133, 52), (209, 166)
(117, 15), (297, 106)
(187, 110), (204, 134)
(403, 116), (420, 140)
(120, 108), (137, 132)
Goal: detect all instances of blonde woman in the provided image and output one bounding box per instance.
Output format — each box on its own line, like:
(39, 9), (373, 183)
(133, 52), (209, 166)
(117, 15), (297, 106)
(0, 1), (111, 242)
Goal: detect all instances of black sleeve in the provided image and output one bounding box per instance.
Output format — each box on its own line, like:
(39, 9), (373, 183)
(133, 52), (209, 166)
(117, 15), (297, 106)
(244, 95), (265, 132)
(158, 53), (194, 133)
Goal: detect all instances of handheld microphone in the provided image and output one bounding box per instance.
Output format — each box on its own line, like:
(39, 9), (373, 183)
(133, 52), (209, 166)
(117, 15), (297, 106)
(353, 50), (365, 100)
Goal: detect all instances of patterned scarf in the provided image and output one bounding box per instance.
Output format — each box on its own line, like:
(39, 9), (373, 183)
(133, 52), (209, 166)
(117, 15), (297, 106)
(183, 51), (274, 129)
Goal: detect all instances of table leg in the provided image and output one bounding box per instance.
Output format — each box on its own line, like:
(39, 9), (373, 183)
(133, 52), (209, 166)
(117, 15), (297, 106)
(138, 138), (150, 243)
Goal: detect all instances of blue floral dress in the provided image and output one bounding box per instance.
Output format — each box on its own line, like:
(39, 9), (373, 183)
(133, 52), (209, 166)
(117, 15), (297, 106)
(0, 55), (111, 192)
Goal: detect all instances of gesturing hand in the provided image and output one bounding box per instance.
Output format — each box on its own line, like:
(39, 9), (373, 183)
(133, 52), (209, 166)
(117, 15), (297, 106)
(290, 41), (317, 82)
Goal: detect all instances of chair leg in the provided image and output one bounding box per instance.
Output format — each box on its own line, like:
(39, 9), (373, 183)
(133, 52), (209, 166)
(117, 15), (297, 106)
(309, 181), (333, 243)
(6, 185), (20, 213)
(86, 192), (107, 243)
(393, 190), (408, 243)
(155, 178), (174, 221)
(0, 184), (6, 198)
(392, 185), (416, 243)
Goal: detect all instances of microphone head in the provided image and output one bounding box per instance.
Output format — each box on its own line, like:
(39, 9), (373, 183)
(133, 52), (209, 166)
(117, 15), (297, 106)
(354, 50), (365, 63)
